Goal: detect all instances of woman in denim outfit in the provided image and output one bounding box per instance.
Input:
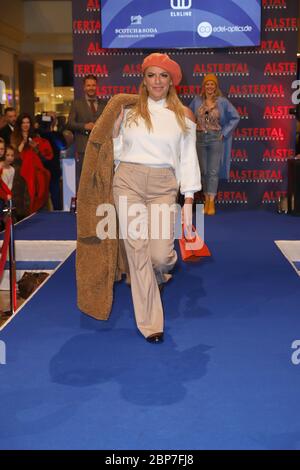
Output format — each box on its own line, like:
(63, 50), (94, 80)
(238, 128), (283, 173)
(189, 74), (240, 215)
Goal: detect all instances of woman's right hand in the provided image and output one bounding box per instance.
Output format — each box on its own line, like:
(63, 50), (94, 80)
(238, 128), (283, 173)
(18, 139), (27, 153)
(112, 106), (124, 138)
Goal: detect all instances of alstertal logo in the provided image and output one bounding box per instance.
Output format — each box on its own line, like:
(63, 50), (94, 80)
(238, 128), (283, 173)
(171, 0), (192, 9)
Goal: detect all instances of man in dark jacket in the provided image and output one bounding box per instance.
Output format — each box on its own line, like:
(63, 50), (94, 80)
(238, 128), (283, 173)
(0, 107), (17, 145)
(67, 74), (106, 189)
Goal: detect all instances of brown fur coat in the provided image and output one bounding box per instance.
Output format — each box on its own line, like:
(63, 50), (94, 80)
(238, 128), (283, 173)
(76, 93), (139, 320)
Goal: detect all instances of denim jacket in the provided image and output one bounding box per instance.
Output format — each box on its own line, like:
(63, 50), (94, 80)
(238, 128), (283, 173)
(189, 96), (240, 179)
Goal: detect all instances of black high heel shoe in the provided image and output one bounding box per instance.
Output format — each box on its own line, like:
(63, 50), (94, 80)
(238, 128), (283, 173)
(146, 332), (164, 343)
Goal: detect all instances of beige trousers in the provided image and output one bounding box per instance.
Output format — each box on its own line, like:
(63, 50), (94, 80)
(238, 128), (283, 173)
(113, 162), (178, 338)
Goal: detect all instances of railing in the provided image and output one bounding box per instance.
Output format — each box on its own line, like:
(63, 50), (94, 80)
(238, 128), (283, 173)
(0, 200), (17, 315)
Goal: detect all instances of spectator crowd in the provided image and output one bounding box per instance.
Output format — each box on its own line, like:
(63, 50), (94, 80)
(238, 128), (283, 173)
(0, 107), (71, 227)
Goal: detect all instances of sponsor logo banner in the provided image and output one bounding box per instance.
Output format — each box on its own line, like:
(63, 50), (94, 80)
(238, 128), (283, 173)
(72, 0), (298, 209)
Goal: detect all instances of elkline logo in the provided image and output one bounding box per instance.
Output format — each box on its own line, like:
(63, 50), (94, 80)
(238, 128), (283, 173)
(171, 0), (192, 9)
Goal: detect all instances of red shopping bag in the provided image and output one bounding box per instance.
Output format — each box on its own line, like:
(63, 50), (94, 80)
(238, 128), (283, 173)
(179, 224), (211, 262)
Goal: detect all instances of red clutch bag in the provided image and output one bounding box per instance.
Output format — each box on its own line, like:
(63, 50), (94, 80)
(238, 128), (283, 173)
(179, 224), (211, 262)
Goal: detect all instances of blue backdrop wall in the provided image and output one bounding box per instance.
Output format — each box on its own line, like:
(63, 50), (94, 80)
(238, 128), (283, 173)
(72, 0), (299, 209)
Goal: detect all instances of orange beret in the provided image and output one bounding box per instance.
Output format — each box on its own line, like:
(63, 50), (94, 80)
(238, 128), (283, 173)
(202, 74), (219, 87)
(141, 53), (182, 86)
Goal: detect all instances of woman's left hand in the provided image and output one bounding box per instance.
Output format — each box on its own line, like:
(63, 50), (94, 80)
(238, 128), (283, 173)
(182, 198), (193, 237)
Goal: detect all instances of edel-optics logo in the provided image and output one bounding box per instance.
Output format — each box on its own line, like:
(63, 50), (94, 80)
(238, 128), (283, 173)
(198, 22), (253, 38)
(198, 22), (213, 38)
(171, 0), (192, 9)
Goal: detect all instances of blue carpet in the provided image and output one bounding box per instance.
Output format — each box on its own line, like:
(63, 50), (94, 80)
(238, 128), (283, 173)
(4, 261), (61, 270)
(293, 261), (300, 272)
(0, 210), (300, 450)
(9, 211), (76, 240)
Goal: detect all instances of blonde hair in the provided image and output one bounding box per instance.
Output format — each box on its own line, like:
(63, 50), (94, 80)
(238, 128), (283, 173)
(125, 81), (188, 133)
(201, 82), (222, 101)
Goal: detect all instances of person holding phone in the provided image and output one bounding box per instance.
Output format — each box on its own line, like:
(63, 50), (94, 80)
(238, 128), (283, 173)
(11, 113), (53, 214)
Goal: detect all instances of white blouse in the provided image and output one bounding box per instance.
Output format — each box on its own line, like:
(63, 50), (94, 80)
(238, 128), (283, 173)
(1, 166), (15, 190)
(113, 97), (201, 198)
